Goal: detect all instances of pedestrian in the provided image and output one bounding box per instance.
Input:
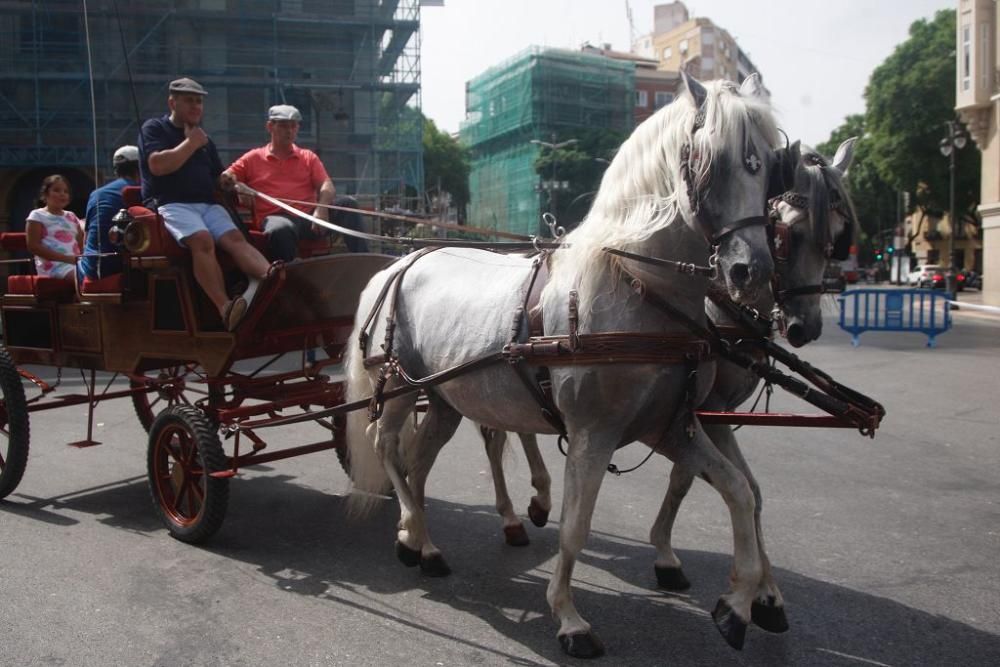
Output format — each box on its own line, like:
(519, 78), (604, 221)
(81, 145), (140, 281)
(138, 76), (271, 330)
(25, 174), (83, 279)
(220, 104), (338, 262)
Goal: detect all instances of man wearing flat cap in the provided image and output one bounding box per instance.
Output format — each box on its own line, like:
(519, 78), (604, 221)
(221, 104), (349, 262)
(138, 77), (271, 330)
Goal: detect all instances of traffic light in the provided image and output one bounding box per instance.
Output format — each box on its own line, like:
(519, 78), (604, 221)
(875, 251), (883, 261)
(887, 245), (895, 255)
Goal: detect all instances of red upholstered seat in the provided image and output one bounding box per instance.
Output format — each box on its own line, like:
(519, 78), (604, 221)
(81, 273), (124, 294)
(0, 232), (27, 252)
(298, 236), (334, 258)
(6, 275), (77, 301)
(122, 185), (142, 207)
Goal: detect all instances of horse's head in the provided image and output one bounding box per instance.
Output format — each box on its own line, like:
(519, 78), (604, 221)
(677, 71), (779, 303)
(769, 137), (858, 347)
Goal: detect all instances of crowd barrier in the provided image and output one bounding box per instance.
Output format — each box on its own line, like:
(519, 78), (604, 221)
(838, 288), (952, 347)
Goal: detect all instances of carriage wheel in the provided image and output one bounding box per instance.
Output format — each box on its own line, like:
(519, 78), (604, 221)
(147, 405), (229, 543)
(132, 364), (209, 432)
(0, 348), (29, 499)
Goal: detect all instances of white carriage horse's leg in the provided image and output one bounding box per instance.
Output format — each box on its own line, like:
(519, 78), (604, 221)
(393, 391), (464, 576)
(648, 423), (788, 633)
(649, 420), (764, 651)
(546, 428), (618, 659)
(481, 427), (529, 546)
(703, 422), (787, 633)
(480, 428), (554, 546)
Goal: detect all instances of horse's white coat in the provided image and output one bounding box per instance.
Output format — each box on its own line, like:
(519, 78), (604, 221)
(345, 73), (784, 655)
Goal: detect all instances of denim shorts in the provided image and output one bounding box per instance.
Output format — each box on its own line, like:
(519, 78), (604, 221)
(159, 202), (237, 244)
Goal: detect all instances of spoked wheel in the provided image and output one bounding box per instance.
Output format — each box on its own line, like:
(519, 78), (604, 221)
(0, 348), (29, 499)
(132, 364), (210, 432)
(147, 405), (229, 543)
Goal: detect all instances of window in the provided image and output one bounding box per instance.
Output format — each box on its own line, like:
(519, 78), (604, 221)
(679, 39), (689, 55)
(635, 90), (648, 108)
(654, 91), (674, 109)
(662, 46), (672, 60)
(702, 32), (715, 45)
(981, 23), (990, 90)
(962, 24), (971, 91)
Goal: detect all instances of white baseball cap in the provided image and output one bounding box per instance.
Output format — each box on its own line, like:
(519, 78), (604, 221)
(112, 145), (139, 165)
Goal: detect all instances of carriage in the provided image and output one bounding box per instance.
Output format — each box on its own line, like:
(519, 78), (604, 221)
(0, 186), (395, 542)
(0, 73), (887, 659)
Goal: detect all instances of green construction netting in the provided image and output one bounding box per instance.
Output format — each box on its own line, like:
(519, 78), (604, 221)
(461, 47), (635, 235)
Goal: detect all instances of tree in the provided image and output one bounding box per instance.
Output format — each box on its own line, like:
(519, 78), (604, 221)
(533, 127), (626, 229)
(423, 118), (470, 219)
(863, 9), (980, 243)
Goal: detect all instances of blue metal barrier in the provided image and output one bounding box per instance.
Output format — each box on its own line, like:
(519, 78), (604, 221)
(838, 288), (952, 347)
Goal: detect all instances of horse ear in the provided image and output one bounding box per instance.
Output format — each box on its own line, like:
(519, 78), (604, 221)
(681, 68), (707, 109)
(790, 140), (801, 162)
(739, 73), (765, 98)
(831, 137), (858, 175)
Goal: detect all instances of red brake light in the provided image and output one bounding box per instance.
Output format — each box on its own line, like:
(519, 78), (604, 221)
(933, 273), (943, 280)
(957, 274), (965, 282)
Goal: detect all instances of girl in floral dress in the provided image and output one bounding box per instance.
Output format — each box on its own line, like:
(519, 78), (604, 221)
(25, 175), (84, 279)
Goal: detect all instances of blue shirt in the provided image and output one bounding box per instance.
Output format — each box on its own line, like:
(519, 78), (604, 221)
(138, 114), (223, 205)
(81, 177), (135, 280)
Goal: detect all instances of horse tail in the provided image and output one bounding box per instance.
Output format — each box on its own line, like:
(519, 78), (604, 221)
(344, 280), (391, 518)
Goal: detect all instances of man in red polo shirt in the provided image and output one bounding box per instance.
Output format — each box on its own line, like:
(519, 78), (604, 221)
(221, 104), (336, 262)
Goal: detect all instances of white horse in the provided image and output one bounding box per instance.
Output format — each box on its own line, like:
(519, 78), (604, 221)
(346, 72), (781, 658)
(478, 138), (859, 649)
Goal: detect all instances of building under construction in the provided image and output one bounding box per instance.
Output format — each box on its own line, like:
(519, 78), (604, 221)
(0, 0), (423, 232)
(461, 47), (634, 236)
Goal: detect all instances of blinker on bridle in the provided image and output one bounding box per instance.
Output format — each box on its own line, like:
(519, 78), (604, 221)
(680, 107), (768, 247)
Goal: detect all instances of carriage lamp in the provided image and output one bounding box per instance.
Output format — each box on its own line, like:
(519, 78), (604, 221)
(107, 208), (133, 246)
(939, 119), (970, 295)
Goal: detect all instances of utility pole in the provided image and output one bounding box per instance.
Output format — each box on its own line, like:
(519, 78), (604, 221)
(531, 133), (578, 225)
(939, 120), (969, 296)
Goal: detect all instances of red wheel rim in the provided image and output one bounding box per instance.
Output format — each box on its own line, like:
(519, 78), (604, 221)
(152, 422), (206, 527)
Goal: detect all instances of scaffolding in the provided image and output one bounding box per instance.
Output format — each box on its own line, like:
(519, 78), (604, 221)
(0, 0), (423, 227)
(461, 47), (634, 235)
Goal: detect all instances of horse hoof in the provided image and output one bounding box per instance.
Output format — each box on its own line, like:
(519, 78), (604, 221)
(558, 631), (605, 658)
(654, 565), (691, 591)
(504, 524), (530, 547)
(394, 540), (421, 568)
(528, 498), (549, 527)
(420, 553), (452, 577)
(751, 596), (789, 633)
(712, 598), (748, 650)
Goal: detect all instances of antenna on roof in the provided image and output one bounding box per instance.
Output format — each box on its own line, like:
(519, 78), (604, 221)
(626, 0), (636, 51)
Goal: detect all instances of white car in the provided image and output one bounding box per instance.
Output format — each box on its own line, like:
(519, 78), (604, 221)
(907, 264), (945, 288)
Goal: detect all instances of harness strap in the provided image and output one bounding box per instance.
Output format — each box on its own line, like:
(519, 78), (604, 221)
(603, 247), (714, 277)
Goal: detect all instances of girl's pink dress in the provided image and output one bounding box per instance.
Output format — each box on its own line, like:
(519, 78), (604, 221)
(26, 208), (82, 278)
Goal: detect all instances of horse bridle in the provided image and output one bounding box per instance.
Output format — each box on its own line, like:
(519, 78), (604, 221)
(680, 108), (769, 248)
(767, 189), (853, 306)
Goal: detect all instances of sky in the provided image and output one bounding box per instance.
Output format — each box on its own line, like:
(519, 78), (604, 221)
(420, 0), (953, 148)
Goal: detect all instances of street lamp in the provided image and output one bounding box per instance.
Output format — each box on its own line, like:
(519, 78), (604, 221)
(939, 120), (969, 295)
(531, 133), (578, 222)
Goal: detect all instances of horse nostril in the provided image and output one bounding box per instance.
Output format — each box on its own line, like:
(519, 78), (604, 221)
(729, 263), (750, 286)
(786, 323), (807, 348)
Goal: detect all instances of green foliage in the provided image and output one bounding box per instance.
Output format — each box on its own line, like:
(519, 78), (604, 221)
(533, 128), (627, 228)
(423, 117), (470, 216)
(817, 8), (981, 260)
(863, 9), (979, 219)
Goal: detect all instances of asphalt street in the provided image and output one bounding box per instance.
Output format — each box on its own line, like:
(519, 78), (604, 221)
(1, 295), (999, 666)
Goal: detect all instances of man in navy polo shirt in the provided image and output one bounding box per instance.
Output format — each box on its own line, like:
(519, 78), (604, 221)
(138, 77), (270, 330)
(82, 145), (140, 281)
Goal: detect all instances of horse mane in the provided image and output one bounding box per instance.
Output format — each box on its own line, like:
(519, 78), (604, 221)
(798, 145), (859, 251)
(554, 79), (780, 285)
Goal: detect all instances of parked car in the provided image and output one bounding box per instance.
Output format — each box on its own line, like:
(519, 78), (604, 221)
(957, 268), (981, 291)
(907, 264), (946, 289)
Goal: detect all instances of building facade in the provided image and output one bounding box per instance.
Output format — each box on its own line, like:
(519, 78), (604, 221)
(631, 1), (765, 87)
(461, 48), (634, 236)
(0, 0), (424, 234)
(955, 0), (999, 305)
